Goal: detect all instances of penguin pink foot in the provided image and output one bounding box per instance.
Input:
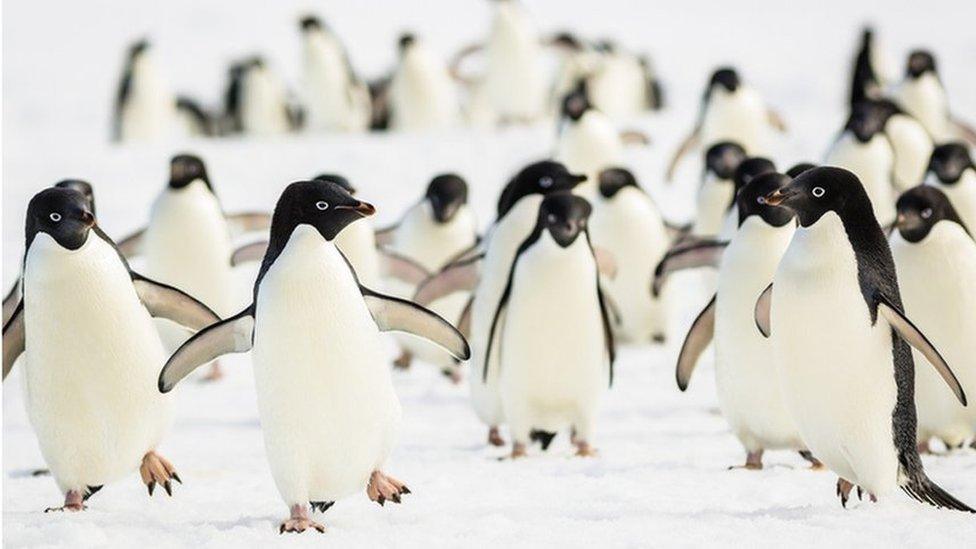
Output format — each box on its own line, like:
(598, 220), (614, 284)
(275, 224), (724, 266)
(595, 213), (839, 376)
(45, 490), (85, 513)
(510, 442), (528, 459)
(729, 450), (763, 470)
(487, 426), (505, 447)
(201, 360), (224, 382)
(836, 478), (857, 508)
(574, 440), (598, 457)
(799, 450), (825, 470)
(367, 471), (410, 506)
(393, 350), (413, 370)
(140, 451), (181, 496)
(279, 504), (325, 534)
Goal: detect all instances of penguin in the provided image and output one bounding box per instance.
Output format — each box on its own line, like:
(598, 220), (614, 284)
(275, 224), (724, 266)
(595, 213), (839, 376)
(588, 168), (670, 343)
(237, 57), (296, 135)
(891, 50), (976, 145)
(692, 142), (748, 237)
(824, 100), (898, 226)
(554, 85), (625, 198)
(377, 174), (479, 379)
(586, 41), (662, 120)
(547, 32), (600, 120)
(666, 67), (785, 181)
(3, 187), (220, 510)
(157, 179), (470, 533)
(299, 16), (371, 132)
(848, 27), (894, 106)
(890, 185), (976, 451)
(756, 166), (972, 510)
(387, 34), (460, 130)
(676, 172), (819, 470)
(488, 192), (614, 458)
(871, 99), (934, 192)
(924, 142), (976, 232)
(413, 161), (587, 447)
(718, 156), (777, 240)
(112, 39), (176, 142)
(115, 154), (272, 381)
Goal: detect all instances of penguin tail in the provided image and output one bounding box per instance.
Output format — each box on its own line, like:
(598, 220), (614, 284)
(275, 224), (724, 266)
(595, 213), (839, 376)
(900, 471), (975, 513)
(529, 430), (558, 451)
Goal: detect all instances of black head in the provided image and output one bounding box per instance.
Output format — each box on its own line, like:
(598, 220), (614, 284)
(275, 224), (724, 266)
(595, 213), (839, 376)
(269, 180), (376, 243)
(737, 172), (795, 227)
(597, 167), (639, 199)
(496, 160), (587, 218)
(128, 39), (149, 59)
(313, 173), (357, 195)
(551, 31), (583, 51)
(906, 50), (937, 79)
(169, 154), (211, 191)
(704, 141), (747, 180)
(765, 166), (874, 228)
(895, 185), (970, 243)
(398, 33), (417, 52)
(731, 157), (776, 203)
(426, 174), (468, 223)
(54, 180), (96, 216)
(708, 67), (740, 95)
(537, 192), (592, 248)
(561, 83), (592, 122)
(927, 142), (974, 185)
(300, 16), (324, 32)
(594, 39), (616, 54)
(845, 100), (891, 142)
(786, 163), (817, 178)
(25, 187), (96, 251)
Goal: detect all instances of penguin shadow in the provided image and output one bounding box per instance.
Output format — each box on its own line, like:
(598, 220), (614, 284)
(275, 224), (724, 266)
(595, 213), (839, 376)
(7, 468), (51, 478)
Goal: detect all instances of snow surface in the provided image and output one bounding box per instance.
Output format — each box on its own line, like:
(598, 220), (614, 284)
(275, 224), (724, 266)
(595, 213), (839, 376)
(3, 0), (976, 547)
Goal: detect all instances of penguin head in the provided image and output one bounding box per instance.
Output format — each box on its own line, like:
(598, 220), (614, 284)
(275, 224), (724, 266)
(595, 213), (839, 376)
(597, 168), (639, 199)
(551, 31), (584, 51)
(927, 142), (974, 185)
(398, 33), (417, 53)
(731, 157), (776, 207)
(496, 160), (587, 219)
(313, 173), (357, 195)
(736, 172), (795, 228)
(300, 15), (326, 33)
(272, 179), (375, 242)
(764, 166), (871, 228)
(906, 50), (937, 79)
(426, 174), (468, 223)
(168, 154), (211, 191)
(54, 180), (96, 216)
(704, 141), (747, 180)
(561, 83), (592, 122)
(785, 163), (817, 178)
(895, 185), (970, 243)
(537, 192), (592, 248)
(845, 100), (891, 142)
(593, 39), (616, 54)
(127, 39), (150, 60)
(26, 187), (96, 251)
(707, 67), (740, 97)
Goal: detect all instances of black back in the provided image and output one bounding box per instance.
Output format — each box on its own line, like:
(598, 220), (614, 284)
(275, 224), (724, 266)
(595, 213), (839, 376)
(495, 160), (587, 220)
(850, 28), (882, 105)
(895, 185), (971, 243)
(927, 142), (975, 184)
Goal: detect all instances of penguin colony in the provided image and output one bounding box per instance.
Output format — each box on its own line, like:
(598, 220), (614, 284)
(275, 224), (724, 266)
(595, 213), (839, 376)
(5, 2), (976, 536)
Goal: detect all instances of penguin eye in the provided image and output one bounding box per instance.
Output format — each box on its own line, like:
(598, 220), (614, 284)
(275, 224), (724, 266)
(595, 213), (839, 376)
(49, 212), (62, 222)
(812, 186), (826, 198)
(539, 176), (554, 188)
(547, 214), (558, 224)
(921, 208), (933, 219)
(756, 196), (766, 205)
(315, 201), (329, 210)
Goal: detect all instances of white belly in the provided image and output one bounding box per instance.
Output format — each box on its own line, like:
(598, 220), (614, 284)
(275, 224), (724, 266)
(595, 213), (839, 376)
(241, 70), (291, 135)
(931, 170), (976, 235)
(119, 60), (176, 142)
(886, 115), (933, 192)
(588, 56), (647, 120)
(556, 111), (624, 199)
(302, 35), (368, 132)
(22, 234), (172, 493)
(825, 134), (896, 225)
(335, 219), (383, 290)
(700, 88), (769, 155)
(893, 76), (952, 142)
(253, 226), (400, 505)
(693, 178), (734, 237)
(390, 48), (459, 130)
(482, 3), (545, 119)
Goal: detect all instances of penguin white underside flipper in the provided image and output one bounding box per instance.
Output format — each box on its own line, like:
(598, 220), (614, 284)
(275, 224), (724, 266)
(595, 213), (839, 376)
(651, 239), (727, 297)
(675, 295), (715, 391)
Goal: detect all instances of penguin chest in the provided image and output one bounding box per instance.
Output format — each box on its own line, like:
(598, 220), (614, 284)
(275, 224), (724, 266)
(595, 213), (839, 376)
(895, 76), (950, 140)
(390, 52), (458, 129)
(557, 112), (623, 181)
(885, 115), (933, 191)
(693, 179), (734, 236)
(934, 172), (976, 233)
(335, 220), (382, 289)
(701, 90), (767, 153)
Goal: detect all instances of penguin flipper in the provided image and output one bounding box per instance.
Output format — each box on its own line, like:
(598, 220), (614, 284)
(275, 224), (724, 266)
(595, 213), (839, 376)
(361, 287), (470, 361)
(373, 223), (399, 247)
(456, 296), (474, 339)
(651, 239), (727, 297)
(665, 128), (701, 182)
(592, 246), (618, 280)
(132, 274), (221, 331)
(676, 294), (716, 391)
(413, 257), (482, 306)
(116, 228), (145, 258)
(766, 108), (788, 132)
(158, 306), (255, 392)
(230, 240), (269, 267)
(3, 278), (22, 326)
(2, 300), (25, 381)
(876, 294), (966, 406)
(378, 250), (430, 286)
(754, 283), (773, 338)
(225, 212), (272, 238)
(596, 285), (617, 387)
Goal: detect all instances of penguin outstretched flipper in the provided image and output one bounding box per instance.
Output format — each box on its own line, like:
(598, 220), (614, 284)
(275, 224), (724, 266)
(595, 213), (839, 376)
(378, 250), (430, 286)
(231, 241), (269, 267)
(115, 228), (145, 258)
(675, 295), (716, 391)
(754, 283), (773, 338)
(131, 273), (221, 331)
(158, 306), (255, 392)
(225, 212), (273, 237)
(413, 255), (482, 306)
(361, 287), (470, 361)
(2, 300), (25, 380)
(651, 239), (727, 297)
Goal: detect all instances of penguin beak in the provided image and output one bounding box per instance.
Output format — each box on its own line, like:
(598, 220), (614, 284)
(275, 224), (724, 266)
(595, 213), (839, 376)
(764, 188), (795, 207)
(79, 210), (96, 227)
(431, 197), (462, 223)
(336, 201), (376, 217)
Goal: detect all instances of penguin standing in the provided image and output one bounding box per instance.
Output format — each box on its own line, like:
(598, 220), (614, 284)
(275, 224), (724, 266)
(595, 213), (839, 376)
(489, 192), (614, 457)
(757, 166), (972, 510)
(676, 172), (818, 469)
(890, 186), (976, 450)
(691, 142), (747, 237)
(3, 187), (219, 510)
(238, 57), (296, 135)
(158, 179), (469, 533)
(588, 168), (670, 343)
(388, 34), (460, 131)
(586, 41), (663, 121)
(891, 50), (976, 145)
(924, 143), (976, 232)
(299, 16), (371, 132)
(112, 40), (176, 142)
(554, 86), (624, 199)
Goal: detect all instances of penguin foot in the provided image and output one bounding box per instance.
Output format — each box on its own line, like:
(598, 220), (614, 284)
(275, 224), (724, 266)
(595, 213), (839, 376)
(441, 366), (462, 384)
(140, 451), (181, 497)
(393, 350), (413, 370)
(367, 471), (410, 506)
(279, 504), (325, 534)
(836, 478), (855, 508)
(45, 490), (85, 512)
(487, 426), (505, 447)
(574, 440), (598, 457)
(510, 442), (528, 459)
(798, 450), (824, 470)
(729, 450), (763, 470)
(200, 361), (224, 382)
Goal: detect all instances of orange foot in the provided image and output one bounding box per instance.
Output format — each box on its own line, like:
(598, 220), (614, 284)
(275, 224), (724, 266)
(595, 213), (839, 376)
(367, 471), (410, 506)
(279, 504), (325, 534)
(140, 451), (181, 496)
(45, 490), (85, 512)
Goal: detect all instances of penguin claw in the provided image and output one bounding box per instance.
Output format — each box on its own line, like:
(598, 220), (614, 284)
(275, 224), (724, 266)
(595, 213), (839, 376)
(163, 481), (172, 497)
(147, 482), (155, 497)
(367, 470), (410, 506)
(140, 451), (180, 498)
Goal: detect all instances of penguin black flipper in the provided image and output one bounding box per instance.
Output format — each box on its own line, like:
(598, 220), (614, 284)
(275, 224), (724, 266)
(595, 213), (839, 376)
(131, 273), (221, 331)
(413, 255), (482, 306)
(225, 212), (273, 237)
(596, 284), (617, 387)
(360, 287), (470, 361)
(875, 292), (966, 405)
(378, 249), (430, 286)
(676, 295), (716, 391)
(158, 306), (255, 392)
(2, 278), (22, 326)
(754, 283), (773, 338)
(483, 260), (517, 382)
(230, 240), (269, 267)
(2, 300), (25, 381)
(115, 228), (146, 258)
(651, 239), (728, 297)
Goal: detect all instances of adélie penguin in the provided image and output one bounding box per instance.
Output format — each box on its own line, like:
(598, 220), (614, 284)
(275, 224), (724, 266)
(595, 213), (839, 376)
(756, 166), (973, 510)
(692, 141), (747, 237)
(299, 16), (371, 132)
(891, 50), (976, 145)
(924, 142), (976, 232)
(158, 179), (470, 533)
(488, 192), (614, 457)
(3, 187), (220, 510)
(676, 172), (820, 469)
(890, 186), (976, 451)
(387, 34), (460, 130)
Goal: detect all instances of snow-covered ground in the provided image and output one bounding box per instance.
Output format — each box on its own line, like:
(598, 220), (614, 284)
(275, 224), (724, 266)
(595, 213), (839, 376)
(3, 1), (976, 547)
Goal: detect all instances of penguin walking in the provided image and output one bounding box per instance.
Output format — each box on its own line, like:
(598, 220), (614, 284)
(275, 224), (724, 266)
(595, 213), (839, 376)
(158, 179), (469, 533)
(890, 186), (976, 451)
(488, 192), (614, 458)
(387, 34), (460, 131)
(676, 172), (818, 469)
(299, 16), (371, 132)
(3, 186), (219, 510)
(891, 50), (976, 146)
(924, 143), (976, 232)
(756, 166), (972, 510)
(588, 168), (670, 343)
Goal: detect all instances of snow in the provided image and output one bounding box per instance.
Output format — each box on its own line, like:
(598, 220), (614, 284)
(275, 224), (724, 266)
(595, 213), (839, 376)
(3, 0), (976, 547)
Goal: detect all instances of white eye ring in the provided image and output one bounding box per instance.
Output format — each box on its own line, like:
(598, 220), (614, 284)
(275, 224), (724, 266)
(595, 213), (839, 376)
(812, 186), (826, 198)
(756, 196), (766, 205)
(315, 201), (329, 210)
(921, 208), (933, 219)
(49, 212), (62, 222)
(547, 213), (557, 224)
(539, 176), (554, 188)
